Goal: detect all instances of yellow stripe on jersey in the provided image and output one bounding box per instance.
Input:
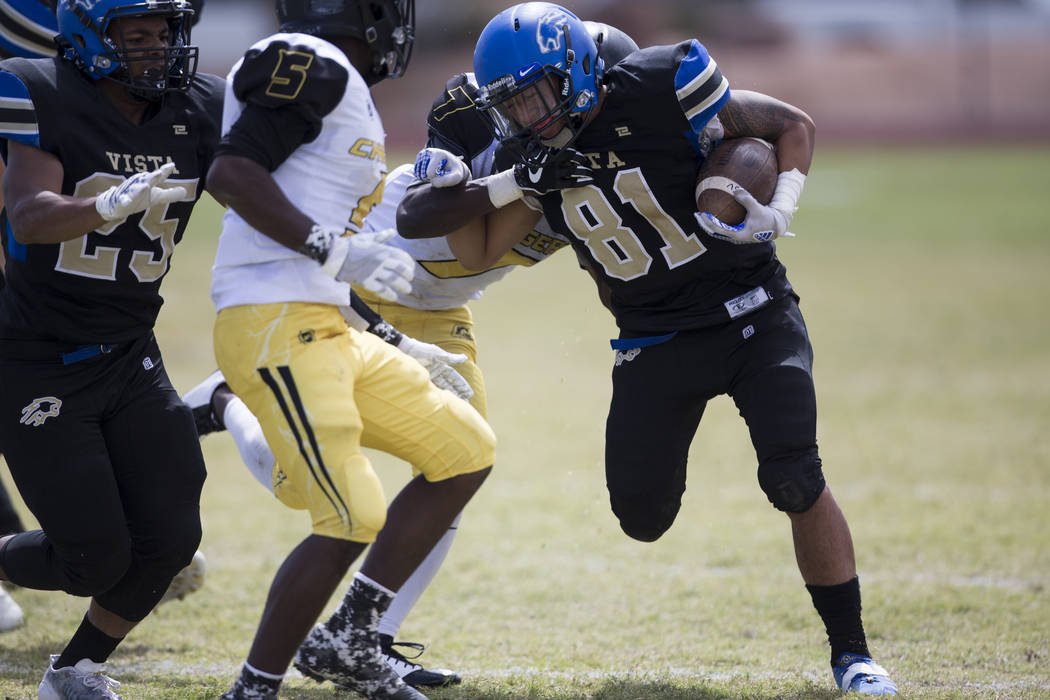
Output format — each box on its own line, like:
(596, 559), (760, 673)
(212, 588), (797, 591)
(418, 247), (539, 279)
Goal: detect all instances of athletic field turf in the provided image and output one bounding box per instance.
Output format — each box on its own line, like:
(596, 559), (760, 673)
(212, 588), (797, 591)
(2, 145), (1048, 698)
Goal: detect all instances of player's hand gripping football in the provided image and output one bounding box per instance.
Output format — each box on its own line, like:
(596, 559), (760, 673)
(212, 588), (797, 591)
(413, 147), (471, 188)
(696, 188), (795, 245)
(95, 162), (187, 221)
(321, 228), (416, 303)
(513, 147), (594, 196)
(396, 335), (474, 401)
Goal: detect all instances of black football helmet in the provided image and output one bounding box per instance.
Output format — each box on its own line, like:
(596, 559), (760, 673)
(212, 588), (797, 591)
(276, 0), (414, 85)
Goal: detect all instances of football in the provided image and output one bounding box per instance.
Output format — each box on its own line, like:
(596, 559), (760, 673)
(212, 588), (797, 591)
(695, 137), (778, 226)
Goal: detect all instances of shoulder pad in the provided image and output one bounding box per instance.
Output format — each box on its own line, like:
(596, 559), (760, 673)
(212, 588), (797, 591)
(232, 38), (349, 118)
(425, 72), (494, 162)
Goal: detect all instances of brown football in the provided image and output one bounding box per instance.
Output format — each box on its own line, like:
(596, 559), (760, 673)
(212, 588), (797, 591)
(695, 137), (778, 226)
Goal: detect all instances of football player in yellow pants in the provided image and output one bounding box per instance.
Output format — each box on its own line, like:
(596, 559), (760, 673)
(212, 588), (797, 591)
(182, 20), (640, 689)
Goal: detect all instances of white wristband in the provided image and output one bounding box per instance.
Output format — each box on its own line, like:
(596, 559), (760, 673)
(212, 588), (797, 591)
(482, 168), (523, 208)
(768, 168), (806, 218)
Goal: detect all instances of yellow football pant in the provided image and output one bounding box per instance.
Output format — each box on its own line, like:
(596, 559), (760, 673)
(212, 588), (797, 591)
(214, 302), (495, 542)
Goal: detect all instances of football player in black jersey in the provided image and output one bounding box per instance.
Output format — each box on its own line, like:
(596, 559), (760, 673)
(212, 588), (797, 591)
(0, 0), (222, 696)
(0, 0), (209, 641)
(397, 2), (897, 696)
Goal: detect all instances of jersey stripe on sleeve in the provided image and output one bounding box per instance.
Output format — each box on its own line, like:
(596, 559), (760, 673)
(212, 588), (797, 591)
(674, 39), (730, 135)
(0, 69), (38, 146)
(0, 0), (58, 59)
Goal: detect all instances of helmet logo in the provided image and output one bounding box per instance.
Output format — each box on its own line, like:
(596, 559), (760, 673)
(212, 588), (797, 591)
(536, 8), (571, 54)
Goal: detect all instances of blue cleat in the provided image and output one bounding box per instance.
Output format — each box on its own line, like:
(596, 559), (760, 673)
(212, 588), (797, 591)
(833, 653), (898, 695)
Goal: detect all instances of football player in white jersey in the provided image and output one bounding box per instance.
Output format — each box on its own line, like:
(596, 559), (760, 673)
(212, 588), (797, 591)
(203, 2), (494, 699)
(181, 20), (640, 689)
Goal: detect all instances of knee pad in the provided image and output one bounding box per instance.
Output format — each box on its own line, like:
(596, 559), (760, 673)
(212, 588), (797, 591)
(757, 450), (826, 513)
(610, 492), (683, 542)
(140, 511), (202, 578)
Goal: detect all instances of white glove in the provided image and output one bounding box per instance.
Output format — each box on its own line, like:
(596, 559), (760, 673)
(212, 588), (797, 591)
(321, 228), (416, 302)
(396, 335), (474, 401)
(413, 147), (470, 188)
(95, 162), (187, 221)
(695, 188), (793, 245)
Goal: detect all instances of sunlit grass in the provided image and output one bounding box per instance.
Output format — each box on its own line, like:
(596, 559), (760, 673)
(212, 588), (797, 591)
(1, 145), (1048, 698)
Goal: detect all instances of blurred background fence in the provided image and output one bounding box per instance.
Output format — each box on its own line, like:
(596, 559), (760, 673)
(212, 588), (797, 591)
(193, 0), (1050, 152)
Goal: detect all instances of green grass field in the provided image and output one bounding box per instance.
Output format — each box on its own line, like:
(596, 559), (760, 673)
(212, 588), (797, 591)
(2, 145), (1049, 699)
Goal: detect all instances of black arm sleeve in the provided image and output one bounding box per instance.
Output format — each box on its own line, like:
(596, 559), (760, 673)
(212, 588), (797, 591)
(215, 102), (316, 171)
(349, 291), (403, 346)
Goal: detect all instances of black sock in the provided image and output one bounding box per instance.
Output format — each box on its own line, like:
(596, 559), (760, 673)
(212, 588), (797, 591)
(56, 615), (124, 668)
(806, 576), (870, 663)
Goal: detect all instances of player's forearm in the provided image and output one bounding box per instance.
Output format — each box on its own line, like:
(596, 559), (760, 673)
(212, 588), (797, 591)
(7, 190), (108, 244)
(395, 180), (497, 239)
(206, 154), (314, 251)
(719, 90), (816, 175)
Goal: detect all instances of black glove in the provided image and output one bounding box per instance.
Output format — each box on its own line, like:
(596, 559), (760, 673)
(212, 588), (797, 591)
(512, 147), (595, 196)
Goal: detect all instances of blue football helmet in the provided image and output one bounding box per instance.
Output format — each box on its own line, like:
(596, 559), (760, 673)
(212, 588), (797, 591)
(277, 0), (415, 85)
(473, 2), (602, 165)
(55, 0), (198, 99)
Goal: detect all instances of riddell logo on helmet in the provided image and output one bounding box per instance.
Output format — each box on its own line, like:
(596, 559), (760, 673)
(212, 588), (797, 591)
(536, 9), (570, 53)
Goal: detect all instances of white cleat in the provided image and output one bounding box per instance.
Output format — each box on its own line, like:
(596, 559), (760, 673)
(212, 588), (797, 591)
(0, 586), (24, 632)
(38, 654), (121, 700)
(157, 550), (206, 606)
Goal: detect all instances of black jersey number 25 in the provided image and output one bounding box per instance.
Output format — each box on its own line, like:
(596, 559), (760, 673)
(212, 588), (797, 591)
(57, 173), (198, 283)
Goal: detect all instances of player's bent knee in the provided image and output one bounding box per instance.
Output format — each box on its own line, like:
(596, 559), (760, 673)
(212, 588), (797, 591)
(611, 493), (682, 542)
(757, 450), (826, 513)
(314, 454), (388, 542)
(142, 513), (202, 576)
(61, 543), (132, 597)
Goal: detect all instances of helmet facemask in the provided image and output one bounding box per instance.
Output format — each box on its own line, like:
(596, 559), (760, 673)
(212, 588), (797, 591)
(364, 0), (413, 83)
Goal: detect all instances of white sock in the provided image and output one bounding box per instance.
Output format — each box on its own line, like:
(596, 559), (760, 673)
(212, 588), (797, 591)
(223, 397), (276, 493)
(377, 511), (462, 639)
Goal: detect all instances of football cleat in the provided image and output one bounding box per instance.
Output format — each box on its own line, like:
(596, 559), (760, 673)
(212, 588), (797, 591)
(833, 653), (898, 695)
(0, 586), (24, 632)
(294, 623), (428, 699)
(181, 369), (227, 438)
(379, 635), (461, 688)
(38, 654), (122, 700)
(220, 679), (277, 700)
(157, 550), (206, 606)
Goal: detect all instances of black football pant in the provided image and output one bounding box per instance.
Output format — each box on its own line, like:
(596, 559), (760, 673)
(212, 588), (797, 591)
(605, 296), (825, 542)
(0, 333), (206, 622)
